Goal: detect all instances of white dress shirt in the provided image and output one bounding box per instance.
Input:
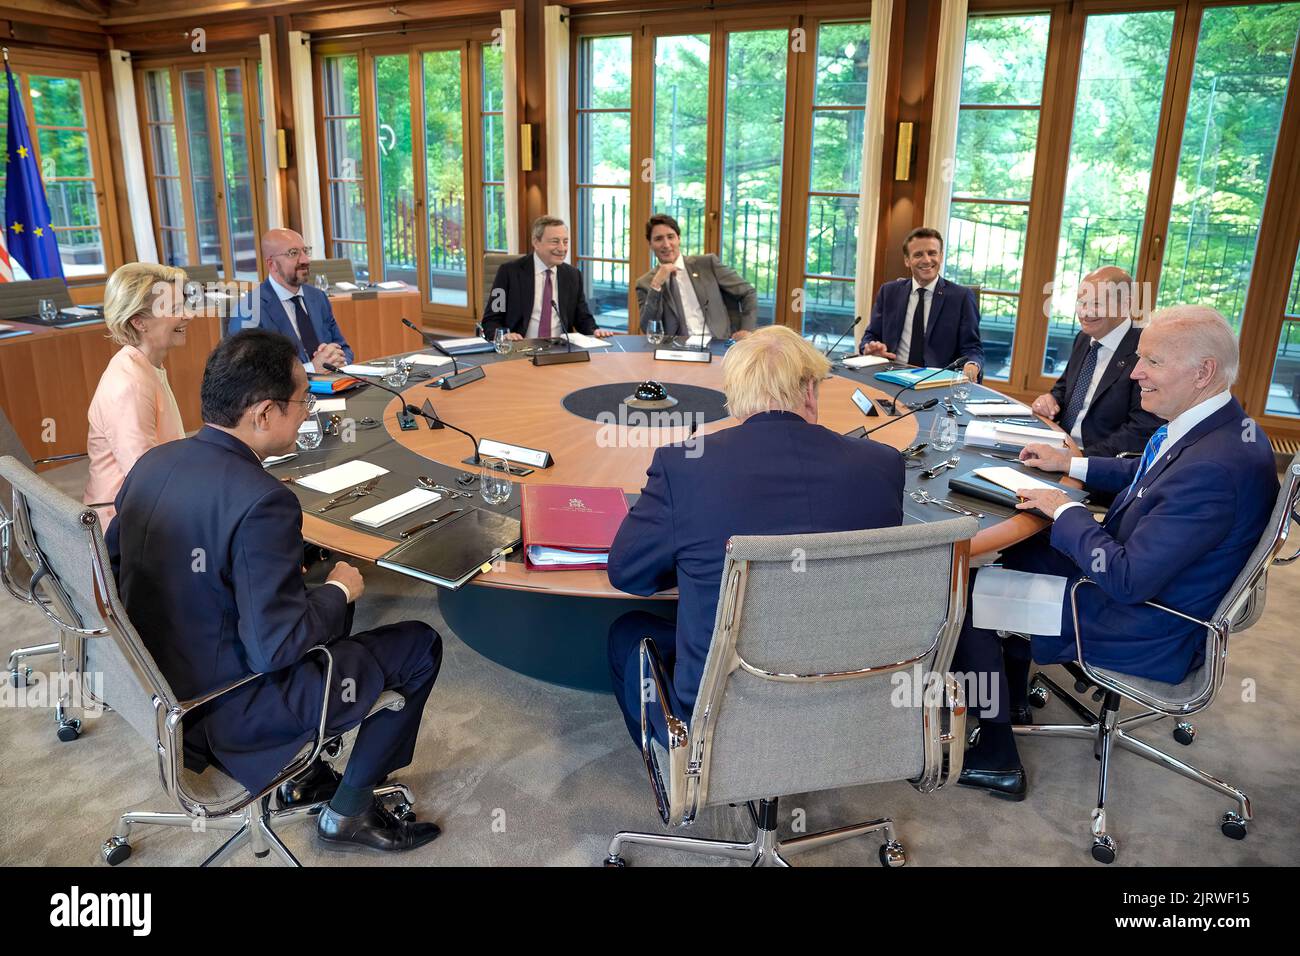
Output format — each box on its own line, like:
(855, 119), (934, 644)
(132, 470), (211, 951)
(1069, 318), (1132, 443)
(669, 255), (710, 344)
(898, 276), (939, 365)
(1056, 388), (1234, 519)
(527, 253), (559, 339)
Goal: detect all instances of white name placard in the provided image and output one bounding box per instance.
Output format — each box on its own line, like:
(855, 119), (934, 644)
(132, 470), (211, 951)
(654, 348), (712, 363)
(478, 438), (553, 468)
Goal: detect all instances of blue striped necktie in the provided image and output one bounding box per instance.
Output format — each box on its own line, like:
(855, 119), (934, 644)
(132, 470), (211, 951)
(1121, 425), (1168, 504)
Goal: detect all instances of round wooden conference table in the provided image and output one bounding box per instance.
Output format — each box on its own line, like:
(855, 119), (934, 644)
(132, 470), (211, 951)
(282, 334), (1069, 689)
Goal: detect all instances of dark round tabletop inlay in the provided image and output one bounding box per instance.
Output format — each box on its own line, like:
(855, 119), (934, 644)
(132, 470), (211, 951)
(562, 381), (730, 425)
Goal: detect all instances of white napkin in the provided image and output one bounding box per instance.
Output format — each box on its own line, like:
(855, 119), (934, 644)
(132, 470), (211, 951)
(964, 402), (1032, 417)
(337, 363), (387, 375)
(405, 354), (454, 367)
(316, 398), (347, 412)
(377, 280), (406, 290)
(334, 281), (360, 291)
(350, 489), (442, 528)
(972, 568), (1067, 636)
(295, 461), (388, 494)
(439, 336), (489, 349)
(840, 354), (890, 369)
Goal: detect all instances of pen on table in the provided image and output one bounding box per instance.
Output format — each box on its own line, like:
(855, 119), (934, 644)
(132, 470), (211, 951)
(400, 509), (463, 538)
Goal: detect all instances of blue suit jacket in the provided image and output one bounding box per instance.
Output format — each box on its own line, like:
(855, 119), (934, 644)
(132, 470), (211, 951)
(1012, 397), (1278, 683)
(106, 426), (386, 793)
(860, 277), (984, 373)
(226, 279), (354, 365)
(607, 411), (906, 713)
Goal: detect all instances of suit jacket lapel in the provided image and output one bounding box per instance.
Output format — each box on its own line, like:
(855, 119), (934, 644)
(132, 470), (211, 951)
(926, 279), (947, 346)
(519, 256), (534, 327)
(260, 282), (294, 342)
(684, 256), (716, 334)
(1090, 325), (1141, 403)
(888, 280), (909, 350)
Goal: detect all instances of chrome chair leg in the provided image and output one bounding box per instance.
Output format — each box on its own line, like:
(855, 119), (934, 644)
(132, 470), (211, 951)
(778, 817), (898, 862)
(1113, 728), (1252, 821)
(257, 816), (302, 867)
(605, 830), (758, 865)
(1013, 722), (1098, 740)
(200, 823), (252, 868)
(7, 641), (58, 685)
(1089, 702), (1121, 863)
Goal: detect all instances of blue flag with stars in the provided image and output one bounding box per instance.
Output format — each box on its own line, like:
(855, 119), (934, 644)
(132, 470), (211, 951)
(5, 63), (64, 281)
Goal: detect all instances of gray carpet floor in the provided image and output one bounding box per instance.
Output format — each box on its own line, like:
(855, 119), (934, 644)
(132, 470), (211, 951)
(2, 462), (1297, 867)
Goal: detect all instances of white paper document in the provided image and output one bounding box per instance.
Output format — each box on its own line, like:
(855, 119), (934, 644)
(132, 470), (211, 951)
(972, 466), (1061, 494)
(562, 333), (613, 349)
(377, 280), (407, 290)
(350, 489), (442, 528)
(972, 567), (1067, 636)
(337, 363), (385, 376)
(294, 461), (389, 494)
(315, 398), (347, 412)
(965, 420), (1067, 449)
(526, 546), (610, 567)
(963, 402), (1032, 417)
(439, 336), (490, 350)
(405, 354), (454, 367)
(334, 281), (360, 291)
(839, 354), (890, 369)
(62, 306), (99, 317)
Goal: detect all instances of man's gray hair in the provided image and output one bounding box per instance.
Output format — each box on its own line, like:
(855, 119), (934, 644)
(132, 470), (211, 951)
(1147, 305), (1239, 386)
(531, 215), (566, 243)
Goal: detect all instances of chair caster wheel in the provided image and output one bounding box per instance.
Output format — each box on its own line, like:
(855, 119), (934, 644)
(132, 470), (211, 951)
(1173, 722), (1196, 746)
(56, 719), (82, 742)
(392, 802), (416, 823)
(102, 837), (131, 866)
(1220, 812), (1247, 840)
(1090, 836), (1116, 864)
(879, 841), (906, 868)
(604, 857), (626, 867)
(1027, 683), (1049, 709)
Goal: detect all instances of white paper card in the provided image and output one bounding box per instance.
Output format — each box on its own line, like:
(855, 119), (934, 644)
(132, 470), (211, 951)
(338, 363), (386, 375)
(334, 281), (360, 291)
(315, 398), (347, 412)
(972, 466), (1060, 494)
(562, 332), (612, 349)
(295, 461), (388, 494)
(350, 489), (442, 528)
(972, 568), (1068, 636)
(440, 336), (489, 349)
(63, 306), (98, 316)
(840, 354), (890, 369)
(965, 420), (1067, 449)
(405, 354), (454, 367)
(964, 402), (1032, 417)
(377, 280), (406, 290)
(261, 453), (297, 467)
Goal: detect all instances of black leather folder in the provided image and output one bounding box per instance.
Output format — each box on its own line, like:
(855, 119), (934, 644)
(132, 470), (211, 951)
(377, 508), (522, 590)
(948, 469), (1089, 511)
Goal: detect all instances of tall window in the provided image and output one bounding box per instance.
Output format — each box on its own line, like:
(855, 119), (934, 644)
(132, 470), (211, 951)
(480, 41), (507, 254)
(375, 54), (415, 286)
(1266, 248), (1300, 418)
(139, 60), (265, 279)
(946, 13), (1051, 381)
(321, 54), (368, 280)
(0, 67), (112, 278)
(422, 49), (469, 305)
(653, 34), (710, 258)
(1156, 2), (1300, 332)
(576, 35), (632, 330)
(800, 21), (870, 342)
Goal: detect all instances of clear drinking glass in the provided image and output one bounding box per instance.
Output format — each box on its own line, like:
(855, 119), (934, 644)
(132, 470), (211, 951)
(494, 327), (512, 354)
(315, 274), (331, 294)
(929, 413), (959, 453)
(296, 415), (324, 451)
(382, 360), (412, 389)
(479, 456), (513, 505)
(645, 316), (665, 346)
(38, 298), (56, 323)
(950, 370), (973, 403)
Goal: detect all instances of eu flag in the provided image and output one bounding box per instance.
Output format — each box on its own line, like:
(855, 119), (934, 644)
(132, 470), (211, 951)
(4, 63), (64, 281)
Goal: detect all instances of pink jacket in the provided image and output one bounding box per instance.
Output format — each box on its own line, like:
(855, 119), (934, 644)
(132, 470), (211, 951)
(84, 345), (186, 524)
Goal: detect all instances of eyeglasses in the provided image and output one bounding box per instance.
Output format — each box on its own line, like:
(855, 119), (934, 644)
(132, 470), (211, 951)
(281, 394), (318, 415)
(273, 246), (313, 259)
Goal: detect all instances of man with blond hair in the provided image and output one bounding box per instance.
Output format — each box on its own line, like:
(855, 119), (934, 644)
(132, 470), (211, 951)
(953, 305), (1279, 799)
(605, 325), (906, 745)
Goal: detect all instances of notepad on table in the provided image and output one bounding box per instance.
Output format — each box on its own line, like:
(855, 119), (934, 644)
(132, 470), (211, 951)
(334, 281), (360, 291)
(294, 460), (388, 494)
(405, 354), (454, 367)
(963, 401), (1032, 417)
(350, 489), (442, 528)
(376, 280), (407, 290)
(315, 398), (347, 413)
(562, 333), (613, 350)
(839, 354), (890, 369)
(965, 420), (1067, 449)
(972, 466), (1061, 495)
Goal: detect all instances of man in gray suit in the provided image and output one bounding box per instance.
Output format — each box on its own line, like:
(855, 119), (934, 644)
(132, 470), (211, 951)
(635, 214), (758, 344)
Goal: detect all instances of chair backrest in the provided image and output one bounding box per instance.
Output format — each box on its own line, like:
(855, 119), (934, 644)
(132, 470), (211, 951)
(1216, 452), (1300, 634)
(482, 252), (513, 309)
(0, 278), (74, 320)
(689, 517), (978, 810)
(0, 455), (173, 743)
(177, 263), (220, 284)
(309, 258), (358, 286)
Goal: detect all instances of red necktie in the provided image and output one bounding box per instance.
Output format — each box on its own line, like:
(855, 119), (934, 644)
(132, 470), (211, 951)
(538, 269), (554, 338)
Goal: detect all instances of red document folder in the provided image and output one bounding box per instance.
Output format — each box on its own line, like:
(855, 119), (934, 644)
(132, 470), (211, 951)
(521, 484), (629, 571)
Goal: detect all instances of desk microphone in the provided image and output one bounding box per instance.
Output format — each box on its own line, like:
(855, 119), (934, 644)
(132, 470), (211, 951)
(881, 356), (966, 415)
(405, 400), (481, 466)
(861, 398), (939, 437)
(822, 315), (862, 360)
(323, 361), (415, 428)
(401, 317), (485, 389)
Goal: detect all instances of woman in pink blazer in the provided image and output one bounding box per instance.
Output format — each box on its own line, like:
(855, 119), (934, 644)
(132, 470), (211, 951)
(85, 263), (192, 524)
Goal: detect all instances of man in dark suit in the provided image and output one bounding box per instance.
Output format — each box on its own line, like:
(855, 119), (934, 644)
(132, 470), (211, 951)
(481, 215), (616, 342)
(953, 306), (1278, 799)
(634, 213), (758, 344)
(107, 330), (442, 852)
(226, 228), (354, 369)
(1031, 266), (1161, 457)
(605, 325), (906, 745)
(859, 226), (984, 383)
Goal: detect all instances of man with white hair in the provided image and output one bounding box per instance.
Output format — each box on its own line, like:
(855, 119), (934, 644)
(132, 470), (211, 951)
(953, 305), (1279, 799)
(604, 325), (906, 746)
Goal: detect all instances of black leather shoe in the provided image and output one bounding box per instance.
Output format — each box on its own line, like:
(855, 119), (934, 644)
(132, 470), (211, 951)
(1010, 704), (1034, 726)
(317, 801), (441, 853)
(958, 766), (1027, 801)
(276, 759), (342, 810)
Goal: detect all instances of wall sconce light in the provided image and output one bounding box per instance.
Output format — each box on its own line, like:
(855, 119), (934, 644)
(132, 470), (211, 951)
(895, 121), (915, 181)
(520, 123), (534, 172)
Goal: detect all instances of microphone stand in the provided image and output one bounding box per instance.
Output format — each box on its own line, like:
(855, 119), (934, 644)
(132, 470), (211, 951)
(822, 315), (862, 362)
(880, 357), (966, 416)
(323, 361), (416, 428)
(405, 401), (481, 466)
(860, 398), (940, 436)
(401, 317), (485, 389)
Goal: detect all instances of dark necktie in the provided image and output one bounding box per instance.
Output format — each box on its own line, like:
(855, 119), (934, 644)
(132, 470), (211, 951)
(666, 271), (686, 333)
(292, 294), (321, 361)
(1118, 425), (1169, 507)
(1061, 340), (1101, 434)
(538, 269), (554, 338)
(908, 287), (927, 366)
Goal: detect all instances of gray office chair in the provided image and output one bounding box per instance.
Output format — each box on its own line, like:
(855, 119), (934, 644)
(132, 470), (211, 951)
(177, 263), (220, 284)
(0, 278), (74, 320)
(1, 410), (90, 744)
(0, 455), (417, 866)
(605, 518), (977, 867)
(1020, 453), (1300, 863)
(308, 258), (358, 288)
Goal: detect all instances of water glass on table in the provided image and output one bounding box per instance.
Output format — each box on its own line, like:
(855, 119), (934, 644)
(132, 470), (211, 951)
(38, 298), (57, 323)
(929, 413), (959, 453)
(479, 456), (513, 506)
(494, 328), (512, 354)
(949, 369), (972, 403)
(296, 414), (324, 451)
(314, 274), (331, 294)
(383, 360), (413, 389)
(644, 317), (665, 346)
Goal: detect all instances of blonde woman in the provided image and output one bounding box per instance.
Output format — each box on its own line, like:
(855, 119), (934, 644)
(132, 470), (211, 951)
(84, 264), (191, 524)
